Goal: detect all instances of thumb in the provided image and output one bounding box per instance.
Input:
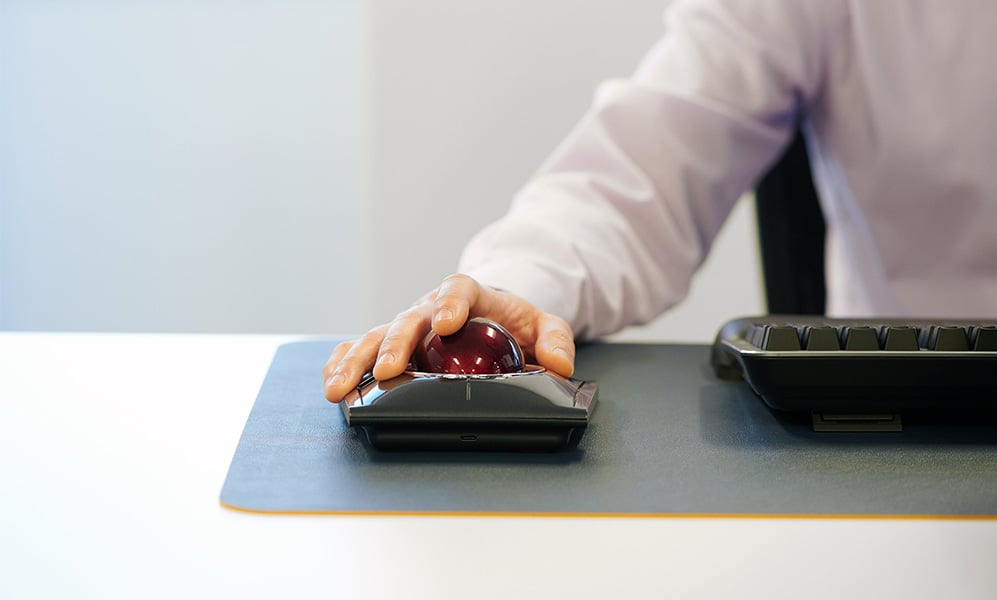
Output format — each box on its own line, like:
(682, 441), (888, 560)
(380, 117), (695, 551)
(531, 313), (575, 377)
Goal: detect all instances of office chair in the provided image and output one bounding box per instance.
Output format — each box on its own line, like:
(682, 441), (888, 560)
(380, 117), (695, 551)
(754, 129), (827, 314)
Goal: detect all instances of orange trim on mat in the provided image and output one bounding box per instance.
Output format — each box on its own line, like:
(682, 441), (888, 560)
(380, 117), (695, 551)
(219, 500), (997, 520)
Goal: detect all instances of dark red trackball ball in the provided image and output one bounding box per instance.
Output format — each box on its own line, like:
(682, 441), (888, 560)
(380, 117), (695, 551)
(412, 317), (526, 375)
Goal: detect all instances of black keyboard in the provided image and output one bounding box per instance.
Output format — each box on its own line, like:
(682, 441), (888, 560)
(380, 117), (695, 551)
(710, 315), (997, 429)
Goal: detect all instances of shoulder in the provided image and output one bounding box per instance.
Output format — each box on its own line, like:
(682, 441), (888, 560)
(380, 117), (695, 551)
(642, 0), (851, 105)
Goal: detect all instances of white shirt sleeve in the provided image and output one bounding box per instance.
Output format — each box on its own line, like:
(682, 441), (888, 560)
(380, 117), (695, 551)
(458, 0), (844, 339)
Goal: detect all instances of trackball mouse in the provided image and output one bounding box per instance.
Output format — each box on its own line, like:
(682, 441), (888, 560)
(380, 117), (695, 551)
(340, 318), (598, 451)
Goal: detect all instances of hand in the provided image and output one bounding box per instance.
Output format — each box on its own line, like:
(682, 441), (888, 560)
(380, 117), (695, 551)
(323, 274), (575, 402)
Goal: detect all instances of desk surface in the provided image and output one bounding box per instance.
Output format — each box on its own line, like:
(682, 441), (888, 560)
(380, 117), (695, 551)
(2, 333), (996, 600)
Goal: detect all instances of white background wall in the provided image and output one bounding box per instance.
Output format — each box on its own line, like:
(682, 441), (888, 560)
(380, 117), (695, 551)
(0, 0), (763, 342)
(0, 0), (365, 333)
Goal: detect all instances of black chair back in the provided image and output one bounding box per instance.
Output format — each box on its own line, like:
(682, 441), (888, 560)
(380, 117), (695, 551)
(754, 130), (827, 314)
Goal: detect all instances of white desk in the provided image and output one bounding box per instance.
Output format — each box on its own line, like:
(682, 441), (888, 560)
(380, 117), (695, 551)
(2, 333), (996, 599)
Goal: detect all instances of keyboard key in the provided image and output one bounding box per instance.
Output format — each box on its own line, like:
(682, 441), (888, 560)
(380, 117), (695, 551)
(841, 326), (880, 350)
(970, 326), (997, 351)
(752, 325), (801, 351)
(879, 326), (919, 350)
(921, 326), (970, 351)
(748, 325), (765, 348)
(802, 326), (840, 350)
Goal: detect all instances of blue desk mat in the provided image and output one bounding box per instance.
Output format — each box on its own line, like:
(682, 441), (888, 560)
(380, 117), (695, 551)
(220, 341), (997, 517)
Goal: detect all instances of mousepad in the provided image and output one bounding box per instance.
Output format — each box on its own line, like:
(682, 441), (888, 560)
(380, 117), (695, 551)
(220, 341), (997, 517)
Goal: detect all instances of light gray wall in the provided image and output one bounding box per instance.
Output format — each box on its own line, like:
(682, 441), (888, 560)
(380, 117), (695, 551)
(0, 0), (364, 333)
(0, 0), (762, 341)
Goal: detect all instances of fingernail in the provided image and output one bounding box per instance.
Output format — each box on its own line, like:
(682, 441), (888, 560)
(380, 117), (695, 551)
(552, 346), (569, 359)
(376, 352), (395, 367)
(325, 372), (346, 389)
(435, 309), (454, 324)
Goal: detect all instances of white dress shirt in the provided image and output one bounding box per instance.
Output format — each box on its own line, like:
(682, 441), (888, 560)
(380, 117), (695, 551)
(458, 0), (997, 339)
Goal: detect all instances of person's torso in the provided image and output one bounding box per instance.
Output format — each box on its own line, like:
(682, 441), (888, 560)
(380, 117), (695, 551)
(808, 1), (997, 317)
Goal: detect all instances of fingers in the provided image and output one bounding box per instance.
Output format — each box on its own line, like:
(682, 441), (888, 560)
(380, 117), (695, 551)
(532, 313), (575, 377)
(372, 304), (432, 380)
(323, 298), (435, 401)
(323, 275), (471, 402)
(427, 274), (574, 376)
(432, 274), (482, 335)
(323, 273), (577, 405)
(323, 325), (389, 402)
